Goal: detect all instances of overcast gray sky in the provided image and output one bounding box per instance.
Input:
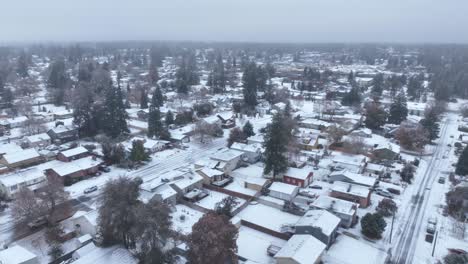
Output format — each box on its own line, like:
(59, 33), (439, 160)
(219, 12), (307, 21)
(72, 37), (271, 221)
(1, 0), (467, 43)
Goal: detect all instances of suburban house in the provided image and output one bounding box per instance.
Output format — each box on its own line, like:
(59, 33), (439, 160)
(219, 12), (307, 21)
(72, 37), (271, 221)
(328, 170), (377, 188)
(170, 133), (190, 145)
(53, 110), (74, 120)
(195, 167), (225, 185)
(330, 181), (372, 208)
(246, 134), (264, 145)
(169, 172), (204, 198)
(310, 195), (358, 228)
(140, 183), (178, 206)
(0, 116), (29, 129)
(72, 244), (137, 264)
(45, 157), (102, 185)
(230, 142), (262, 163)
(0, 245), (39, 264)
(372, 142), (400, 161)
(47, 125), (79, 144)
(268, 182), (299, 201)
(57, 146), (89, 162)
(210, 149), (243, 173)
(0, 148), (42, 169)
(330, 153), (367, 173)
(294, 209), (341, 248)
(365, 163), (385, 176)
(283, 167), (313, 188)
(274, 234), (326, 264)
(24, 133), (51, 148)
(299, 118), (331, 130)
(407, 101), (426, 116)
(230, 164), (270, 192)
(350, 128), (372, 138)
(0, 168), (47, 198)
(0, 143), (23, 156)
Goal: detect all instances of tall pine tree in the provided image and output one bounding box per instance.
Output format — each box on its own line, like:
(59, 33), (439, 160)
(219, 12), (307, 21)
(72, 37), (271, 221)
(263, 112), (288, 179)
(102, 84), (129, 138)
(419, 107), (440, 141)
(456, 145), (468, 176)
(388, 92), (408, 124)
(242, 62), (259, 108)
(147, 92), (164, 138)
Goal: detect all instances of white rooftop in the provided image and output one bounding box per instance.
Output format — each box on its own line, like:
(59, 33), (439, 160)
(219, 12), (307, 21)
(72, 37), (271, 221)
(26, 133), (51, 143)
(295, 209), (341, 236)
(311, 195), (357, 216)
(269, 182), (298, 196)
(330, 170), (377, 187)
(284, 167), (312, 180)
(0, 245), (37, 264)
(275, 234), (326, 264)
(51, 157), (101, 177)
(2, 148), (40, 164)
(60, 146), (88, 158)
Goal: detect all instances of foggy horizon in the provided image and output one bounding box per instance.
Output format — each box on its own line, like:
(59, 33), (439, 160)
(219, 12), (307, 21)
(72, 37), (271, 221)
(2, 0), (468, 44)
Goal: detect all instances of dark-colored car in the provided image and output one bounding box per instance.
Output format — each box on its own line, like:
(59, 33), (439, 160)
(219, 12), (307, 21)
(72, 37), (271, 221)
(309, 185), (323, 190)
(387, 188), (401, 195)
(98, 165), (111, 172)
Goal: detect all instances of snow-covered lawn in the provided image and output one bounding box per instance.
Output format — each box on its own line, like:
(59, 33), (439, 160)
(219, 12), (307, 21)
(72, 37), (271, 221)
(171, 205), (204, 235)
(195, 189), (245, 211)
(237, 226), (286, 263)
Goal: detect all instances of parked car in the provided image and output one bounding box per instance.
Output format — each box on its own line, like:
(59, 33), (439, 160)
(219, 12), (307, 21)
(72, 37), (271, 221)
(84, 186), (98, 194)
(28, 217), (47, 229)
(438, 177), (446, 184)
(387, 188), (401, 195)
(98, 165), (111, 172)
(376, 190), (393, 198)
(426, 217), (437, 234)
(309, 185), (323, 190)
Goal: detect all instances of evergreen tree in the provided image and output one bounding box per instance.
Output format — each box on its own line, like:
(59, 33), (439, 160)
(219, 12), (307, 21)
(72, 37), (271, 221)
(365, 102), (387, 130)
(2, 88), (14, 108)
(227, 127), (245, 147)
(148, 61), (159, 86)
(17, 51), (29, 78)
(263, 112), (289, 178)
(140, 89), (148, 109)
(153, 86), (164, 107)
(361, 213), (387, 239)
(242, 121), (255, 138)
(130, 140), (150, 163)
(47, 59), (68, 105)
(165, 111), (174, 127)
(455, 145), (468, 176)
(420, 107), (440, 141)
(102, 85), (129, 138)
(175, 51), (199, 94)
(341, 86), (361, 106)
(147, 93), (165, 138)
(242, 62), (259, 108)
(73, 83), (98, 137)
(388, 92), (408, 124)
(211, 53), (226, 93)
(371, 73), (384, 95)
(407, 76), (422, 99)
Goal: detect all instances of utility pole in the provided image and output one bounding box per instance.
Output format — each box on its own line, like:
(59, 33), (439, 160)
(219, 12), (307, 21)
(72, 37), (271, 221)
(431, 231), (438, 257)
(389, 212), (395, 244)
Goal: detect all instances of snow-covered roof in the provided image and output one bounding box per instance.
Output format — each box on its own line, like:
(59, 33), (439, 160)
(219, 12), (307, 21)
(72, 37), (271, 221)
(331, 181), (371, 198)
(60, 146), (88, 158)
(311, 195), (357, 216)
(329, 170), (377, 187)
(0, 116), (28, 126)
(26, 133), (51, 143)
(284, 167), (312, 180)
(51, 157), (101, 177)
(230, 142), (263, 153)
(296, 210), (341, 236)
(0, 143), (23, 155)
(275, 234), (326, 264)
(196, 168), (223, 178)
(73, 245), (137, 264)
(211, 149), (243, 162)
(2, 148), (40, 164)
(0, 167), (45, 187)
(269, 182), (298, 196)
(0, 245), (37, 264)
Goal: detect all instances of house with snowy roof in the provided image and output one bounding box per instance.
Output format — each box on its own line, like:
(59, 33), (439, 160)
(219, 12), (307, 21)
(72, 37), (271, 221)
(57, 146), (89, 162)
(0, 148), (42, 169)
(0, 245), (39, 264)
(24, 133), (51, 148)
(294, 209), (341, 248)
(230, 142), (262, 163)
(328, 170), (377, 188)
(210, 149), (243, 173)
(330, 181), (372, 208)
(268, 182), (299, 201)
(45, 157), (102, 185)
(274, 234), (326, 264)
(310, 195), (358, 228)
(0, 167), (46, 198)
(47, 125), (79, 144)
(283, 167), (314, 188)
